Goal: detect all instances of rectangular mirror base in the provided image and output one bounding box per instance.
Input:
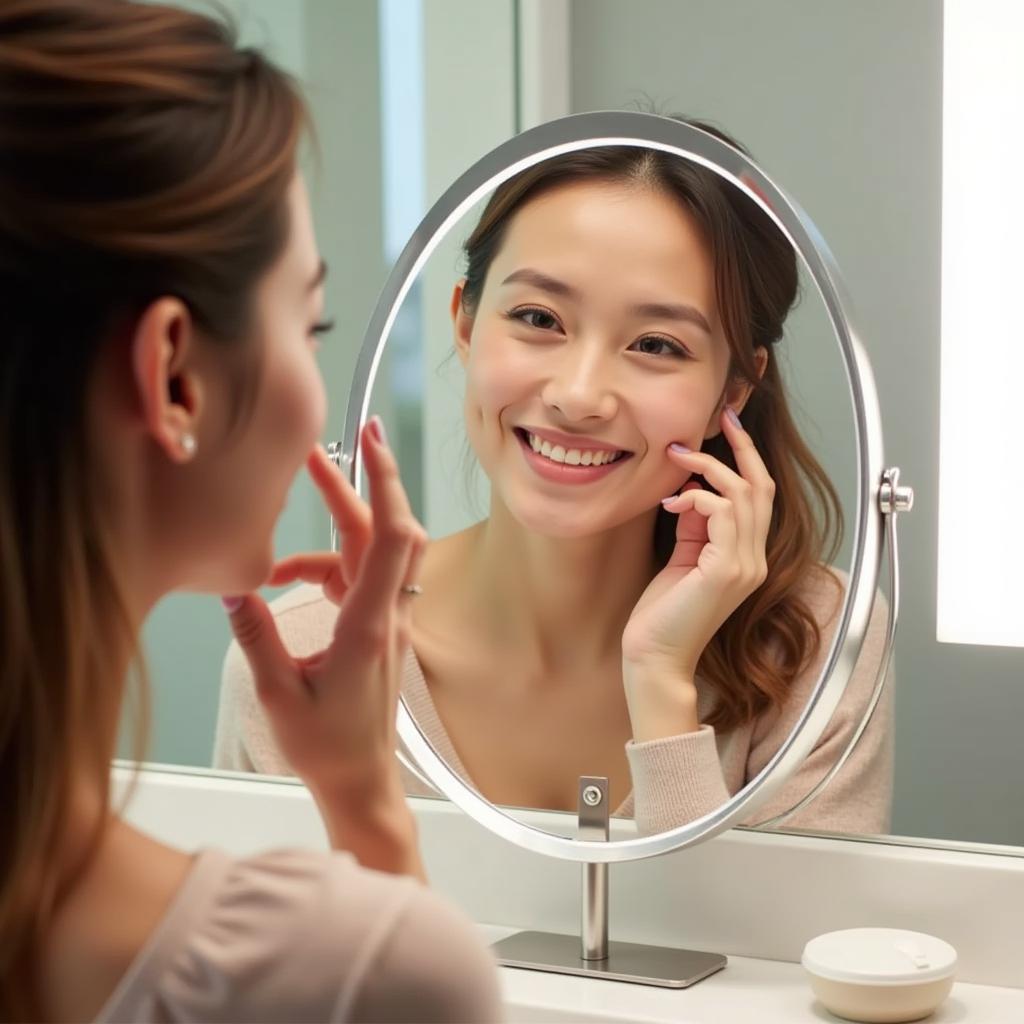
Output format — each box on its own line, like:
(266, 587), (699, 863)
(492, 930), (727, 989)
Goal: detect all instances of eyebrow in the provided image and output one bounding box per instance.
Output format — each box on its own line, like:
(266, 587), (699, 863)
(308, 259), (328, 292)
(500, 267), (712, 335)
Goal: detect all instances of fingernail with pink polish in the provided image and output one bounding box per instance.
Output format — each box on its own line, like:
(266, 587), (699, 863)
(221, 595), (244, 613)
(725, 406), (742, 429)
(368, 415), (388, 447)
(669, 443), (692, 454)
(660, 494), (679, 506)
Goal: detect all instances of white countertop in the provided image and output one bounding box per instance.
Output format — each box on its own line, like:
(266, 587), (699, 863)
(482, 926), (1024, 1023)
(114, 767), (1024, 1016)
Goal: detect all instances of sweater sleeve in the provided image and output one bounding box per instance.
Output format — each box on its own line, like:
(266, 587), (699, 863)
(625, 726), (731, 834)
(626, 568), (894, 836)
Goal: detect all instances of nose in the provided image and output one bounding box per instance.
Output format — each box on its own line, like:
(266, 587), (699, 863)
(541, 344), (618, 423)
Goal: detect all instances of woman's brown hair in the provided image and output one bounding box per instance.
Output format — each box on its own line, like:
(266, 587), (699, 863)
(460, 122), (843, 734)
(0, 0), (308, 1016)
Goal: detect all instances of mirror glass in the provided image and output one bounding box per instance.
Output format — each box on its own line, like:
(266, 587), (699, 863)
(209, 118), (884, 844)
(126, 0), (1024, 854)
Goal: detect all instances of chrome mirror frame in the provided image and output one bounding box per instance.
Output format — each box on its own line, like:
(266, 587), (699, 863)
(339, 111), (886, 864)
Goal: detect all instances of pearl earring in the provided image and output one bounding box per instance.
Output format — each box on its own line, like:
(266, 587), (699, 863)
(181, 432), (197, 457)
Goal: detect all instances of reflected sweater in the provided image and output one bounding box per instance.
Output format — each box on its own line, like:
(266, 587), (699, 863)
(213, 569), (893, 835)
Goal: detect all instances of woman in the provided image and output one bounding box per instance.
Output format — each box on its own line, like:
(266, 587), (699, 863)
(0, 1), (501, 1020)
(216, 130), (892, 836)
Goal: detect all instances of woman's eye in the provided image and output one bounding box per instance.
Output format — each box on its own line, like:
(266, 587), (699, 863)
(509, 306), (561, 331)
(629, 335), (688, 358)
(310, 317), (335, 340)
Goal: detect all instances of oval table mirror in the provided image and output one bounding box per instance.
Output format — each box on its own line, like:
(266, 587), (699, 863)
(334, 111), (914, 988)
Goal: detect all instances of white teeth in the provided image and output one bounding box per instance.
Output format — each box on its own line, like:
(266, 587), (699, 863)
(524, 432), (623, 467)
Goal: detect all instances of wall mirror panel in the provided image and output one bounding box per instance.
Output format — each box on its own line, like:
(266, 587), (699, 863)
(124, 0), (1024, 855)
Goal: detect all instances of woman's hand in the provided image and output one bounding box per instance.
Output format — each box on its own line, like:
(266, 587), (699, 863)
(621, 407), (775, 741)
(222, 418), (429, 877)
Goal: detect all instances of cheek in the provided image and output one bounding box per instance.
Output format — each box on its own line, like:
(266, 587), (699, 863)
(264, 347), (326, 459)
(465, 329), (538, 421)
(636, 376), (718, 450)
(468, 340), (519, 407)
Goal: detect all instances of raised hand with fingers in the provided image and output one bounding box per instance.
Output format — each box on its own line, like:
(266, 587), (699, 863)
(621, 406), (775, 742)
(221, 416), (429, 877)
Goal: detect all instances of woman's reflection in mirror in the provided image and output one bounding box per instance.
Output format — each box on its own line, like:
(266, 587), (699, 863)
(216, 121), (893, 840)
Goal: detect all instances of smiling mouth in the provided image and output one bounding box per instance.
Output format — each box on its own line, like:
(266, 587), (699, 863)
(514, 428), (632, 467)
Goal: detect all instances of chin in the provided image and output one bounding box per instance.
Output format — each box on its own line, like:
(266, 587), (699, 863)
(507, 486), (665, 540)
(505, 499), (617, 540)
(220, 546), (275, 595)
(181, 533), (276, 594)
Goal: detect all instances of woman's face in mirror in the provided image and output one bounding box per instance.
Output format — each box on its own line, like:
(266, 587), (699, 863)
(451, 180), (738, 539)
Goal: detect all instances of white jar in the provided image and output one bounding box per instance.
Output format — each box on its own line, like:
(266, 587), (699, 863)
(801, 928), (957, 1023)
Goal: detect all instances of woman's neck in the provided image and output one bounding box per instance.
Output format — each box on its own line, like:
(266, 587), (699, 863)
(457, 499), (660, 673)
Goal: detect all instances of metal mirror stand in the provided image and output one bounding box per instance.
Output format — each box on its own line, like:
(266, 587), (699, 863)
(325, 109), (914, 988)
(488, 465), (914, 989)
(491, 777), (727, 989)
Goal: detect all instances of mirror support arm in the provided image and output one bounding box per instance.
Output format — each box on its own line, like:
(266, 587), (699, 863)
(490, 776), (728, 987)
(579, 778), (610, 961)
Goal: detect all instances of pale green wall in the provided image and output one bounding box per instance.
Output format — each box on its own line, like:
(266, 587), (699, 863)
(131, 0), (388, 766)
(420, 1), (517, 537)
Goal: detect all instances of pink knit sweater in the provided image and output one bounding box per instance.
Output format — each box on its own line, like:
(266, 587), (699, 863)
(213, 568), (892, 836)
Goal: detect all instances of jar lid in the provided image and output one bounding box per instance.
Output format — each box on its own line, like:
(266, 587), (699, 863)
(802, 928), (957, 985)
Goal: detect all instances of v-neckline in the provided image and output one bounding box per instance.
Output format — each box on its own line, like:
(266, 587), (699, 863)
(399, 646), (636, 819)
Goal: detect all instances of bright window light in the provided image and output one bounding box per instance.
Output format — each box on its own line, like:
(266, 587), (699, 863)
(380, 0), (425, 263)
(938, 0), (1024, 645)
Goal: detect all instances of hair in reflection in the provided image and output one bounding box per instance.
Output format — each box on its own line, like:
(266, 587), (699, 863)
(0, 1), (307, 1015)
(459, 120), (843, 736)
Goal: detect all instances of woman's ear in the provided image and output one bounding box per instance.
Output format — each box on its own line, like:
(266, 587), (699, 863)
(130, 296), (204, 463)
(450, 278), (474, 367)
(703, 346), (769, 439)
(727, 345), (769, 416)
